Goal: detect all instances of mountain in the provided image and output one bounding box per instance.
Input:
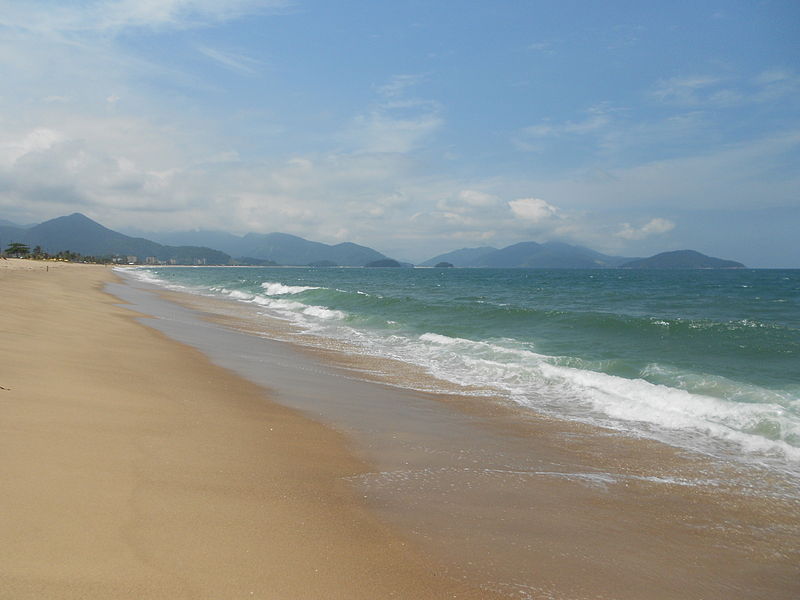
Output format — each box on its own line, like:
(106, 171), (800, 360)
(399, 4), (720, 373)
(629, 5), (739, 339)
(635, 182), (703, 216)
(365, 258), (403, 267)
(423, 241), (634, 268)
(143, 229), (387, 266)
(621, 250), (745, 269)
(141, 230), (246, 256)
(11, 213), (230, 264)
(0, 223), (27, 246)
(420, 246), (498, 267)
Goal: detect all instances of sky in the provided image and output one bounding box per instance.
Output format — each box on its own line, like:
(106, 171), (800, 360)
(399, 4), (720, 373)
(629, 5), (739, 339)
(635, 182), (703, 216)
(0, 1), (798, 266)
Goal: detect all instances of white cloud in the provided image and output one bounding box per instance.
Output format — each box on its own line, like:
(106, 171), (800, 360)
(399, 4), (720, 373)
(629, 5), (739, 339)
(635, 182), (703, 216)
(196, 45), (263, 75)
(521, 113), (610, 139)
(348, 98), (442, 154)
(457, 190), (498, 207)
(0, 127), (66, 166)
(344, 75), (443, 154)
(615, 218), (675, 240)
(527, 41), (554, 55)
(651, 70), (800, 108)
(651, 75), (724, 105)
(0, 0), (290, 36)
(436, 189), (499, 212)
(377, 74), (423, 98)
(508, 197), (559, 222)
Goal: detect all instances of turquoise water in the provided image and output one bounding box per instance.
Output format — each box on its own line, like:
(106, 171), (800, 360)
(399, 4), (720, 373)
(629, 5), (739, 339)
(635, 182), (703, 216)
(133, 266), (800, 474)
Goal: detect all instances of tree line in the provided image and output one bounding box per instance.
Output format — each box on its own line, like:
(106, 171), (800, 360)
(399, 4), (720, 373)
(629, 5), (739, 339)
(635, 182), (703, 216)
(3, 242), (115, 264)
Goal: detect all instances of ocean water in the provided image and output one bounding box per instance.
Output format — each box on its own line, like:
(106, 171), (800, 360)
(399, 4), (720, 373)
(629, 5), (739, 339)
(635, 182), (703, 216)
(131, 266), (800, 478)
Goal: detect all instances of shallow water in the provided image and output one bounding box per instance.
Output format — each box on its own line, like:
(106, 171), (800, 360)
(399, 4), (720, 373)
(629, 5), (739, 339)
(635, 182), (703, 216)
(111, 269), (800, 599)
(130, 266), (800, 479)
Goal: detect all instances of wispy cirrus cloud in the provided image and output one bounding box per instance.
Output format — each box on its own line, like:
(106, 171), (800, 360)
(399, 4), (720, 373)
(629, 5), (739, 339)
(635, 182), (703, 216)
(514, 105), (615, 152)
(651, 69), (800, 108)
(348, 75), (442, 154)
(0, 0), (291, 36)
(196, 45), (263, 75)
(348, 102), (442, 154)
(376, 74), (425, 98)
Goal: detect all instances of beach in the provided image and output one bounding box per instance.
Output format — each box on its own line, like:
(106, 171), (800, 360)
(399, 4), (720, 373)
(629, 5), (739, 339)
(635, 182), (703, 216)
(2, 259), (799, 599)
(0, 259), (493, 599)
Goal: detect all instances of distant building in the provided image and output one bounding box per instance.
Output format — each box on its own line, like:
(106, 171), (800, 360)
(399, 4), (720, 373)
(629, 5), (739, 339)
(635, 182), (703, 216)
(194, 258), (207, 265)
(168, 258), (178, 265)
(145, 256), (158, 265)
(126, 256), (138, 264)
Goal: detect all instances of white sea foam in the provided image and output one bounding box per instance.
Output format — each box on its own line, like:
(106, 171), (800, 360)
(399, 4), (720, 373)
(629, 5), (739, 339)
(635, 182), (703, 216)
(121, 267), (165, 286)
(260, 281), (318, 295)
(323, 327), (800, 466)
(302, 305), (345, 320)
(130, 268), (800, 472)
(227, 289), (254, 301)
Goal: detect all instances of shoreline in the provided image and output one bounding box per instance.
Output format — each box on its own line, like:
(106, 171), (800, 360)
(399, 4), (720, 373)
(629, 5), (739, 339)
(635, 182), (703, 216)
(116, 266), (800, 599)
(0, 259), (493, 598)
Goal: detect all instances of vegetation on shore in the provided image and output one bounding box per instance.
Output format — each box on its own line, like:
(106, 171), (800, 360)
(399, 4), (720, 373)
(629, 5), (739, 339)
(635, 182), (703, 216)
(3, 242), (115, 264)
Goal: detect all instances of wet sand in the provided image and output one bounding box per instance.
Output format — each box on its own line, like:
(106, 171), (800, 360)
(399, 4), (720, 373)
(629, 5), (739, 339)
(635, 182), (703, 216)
(0, 259), (495, 599)
(125, 271), (800, 600)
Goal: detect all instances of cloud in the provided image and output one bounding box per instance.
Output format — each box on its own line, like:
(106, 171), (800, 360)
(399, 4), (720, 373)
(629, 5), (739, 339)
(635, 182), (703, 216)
(196, 45), (263, 75)
(514, 105), (614, 152)
(0, 127), (66, 166)
(527, 41), (554, 55)
(456, 189), (498, 207)
(350, 106), (441, 154)
(0, 0), (290, 36)
(651, 76), (724, 105)
(508, 197), (559, 222)
(348, 70), (443, 157)
(343, 75), (443, 154)
(651, 70), (800, 108)
(615, 218), (675, 240)
(377, 74), (424, 98)
(521, 111), (611, 139)
(436, 190), (499, 212)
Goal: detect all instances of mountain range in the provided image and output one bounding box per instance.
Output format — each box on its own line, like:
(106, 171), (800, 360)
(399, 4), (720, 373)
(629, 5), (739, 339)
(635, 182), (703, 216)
(422, 242), (635, 268)
(136, 229), (387, 266)
(620, 250), (744, 269)
(0, 213), (230, 264)
(1, 213), (746, 268)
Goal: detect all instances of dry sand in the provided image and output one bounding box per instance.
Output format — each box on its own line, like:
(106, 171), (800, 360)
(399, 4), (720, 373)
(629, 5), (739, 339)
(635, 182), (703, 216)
(0, 259), (493, 599)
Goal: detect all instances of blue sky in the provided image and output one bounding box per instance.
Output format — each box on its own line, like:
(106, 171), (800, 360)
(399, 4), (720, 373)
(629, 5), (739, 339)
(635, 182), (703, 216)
(1, 1), (798, 266)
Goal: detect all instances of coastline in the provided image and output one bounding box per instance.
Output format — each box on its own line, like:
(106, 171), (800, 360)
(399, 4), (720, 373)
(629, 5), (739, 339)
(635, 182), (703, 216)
(117, 267), (800, 599)
(0, 260), (492, 598)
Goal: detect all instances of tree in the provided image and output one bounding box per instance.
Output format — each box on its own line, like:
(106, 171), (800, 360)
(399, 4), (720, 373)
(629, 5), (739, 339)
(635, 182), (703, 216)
(5, 242), (30, 257)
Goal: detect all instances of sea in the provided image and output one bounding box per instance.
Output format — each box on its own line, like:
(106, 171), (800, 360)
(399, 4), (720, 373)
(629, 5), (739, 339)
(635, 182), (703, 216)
(130, 266), (800, 482)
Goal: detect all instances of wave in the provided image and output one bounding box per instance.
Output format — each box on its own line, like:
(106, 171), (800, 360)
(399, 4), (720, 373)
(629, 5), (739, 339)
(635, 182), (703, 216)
(260, 281), (319, 295)
(130, 267), (800, 472)
(383, 332), (800, 463)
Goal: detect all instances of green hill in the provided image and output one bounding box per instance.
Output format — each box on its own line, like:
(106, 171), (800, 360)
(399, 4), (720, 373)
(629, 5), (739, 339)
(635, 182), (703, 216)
(621, 250), (745, 269)
(13, 213), (230, 264)
(423, 241), (633, 268)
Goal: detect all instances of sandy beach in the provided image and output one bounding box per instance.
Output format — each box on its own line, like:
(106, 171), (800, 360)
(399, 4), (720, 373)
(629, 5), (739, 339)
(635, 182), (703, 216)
(0, 259), (494, 599)
(3, 258), (799, 600)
